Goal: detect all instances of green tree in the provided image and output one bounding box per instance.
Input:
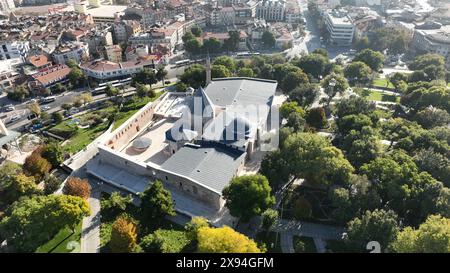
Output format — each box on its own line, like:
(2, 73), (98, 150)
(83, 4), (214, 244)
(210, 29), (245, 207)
(0, 194), (89, 252)
(184, 38), (202, 55)
(156, 67), (168, 86)
(105, 84), (119, 98)
(222, 175), (275, 222)
(288, 84), (320, 107)
(190, 25), (202, 37)
(213, 56), (237, 72)
(211, 65), (231, 78)
(391, 215), (450, 253)
(237, 67), (254, 77)
(353, 49), (385, 71)
(179, 64), (206, 88)
(344, 61), (373, 85)
(261, 31), (276, 48)
(346, 209), (399, 252)
(281, 133), (354, 186)
(261, 208), (278, 231)
(321, 73), (349, 109)
(7, 85), (30, 101)
(342, 127), (383, 168)
(334, 95), (375, 118)
(279, 101), (305, 119)
(68, 67), (85, 87)
(133, 69), (158, 88)
(388, 72), (409, 92)
(414, 107), (450, 129)
(43, 175), (62, 195)
(135, 83), (151, 98)
(223, 30), (240, 52)
(140, 181), (176, 225)
(52, 111), (64, 123)
(100, 192), (133, 216)
(260, 150), (291, 191)
(42, 142), (64, 167)
(281, 70), (309, 93)
(203, 38), (222, 54)
(294, 53), (330, 79)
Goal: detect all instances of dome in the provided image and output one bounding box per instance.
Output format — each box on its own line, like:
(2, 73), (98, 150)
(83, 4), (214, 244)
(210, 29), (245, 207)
(231, 117), (252, 137)
(132, 137), (152, 151)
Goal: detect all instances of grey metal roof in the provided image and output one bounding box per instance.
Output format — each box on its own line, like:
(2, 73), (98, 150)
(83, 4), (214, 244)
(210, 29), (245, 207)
(204, 77), (277, 108)
(160, 142), (246, 193)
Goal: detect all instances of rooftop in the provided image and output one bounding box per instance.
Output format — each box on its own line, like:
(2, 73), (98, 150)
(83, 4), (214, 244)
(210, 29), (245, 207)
(160, 142), (246, 193)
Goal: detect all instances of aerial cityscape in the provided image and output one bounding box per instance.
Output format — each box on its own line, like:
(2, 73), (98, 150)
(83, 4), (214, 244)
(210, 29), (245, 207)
(0, 0), (449, 258)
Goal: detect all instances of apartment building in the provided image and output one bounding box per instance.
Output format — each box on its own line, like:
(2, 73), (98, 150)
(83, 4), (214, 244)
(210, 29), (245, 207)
(52, 42), (90, 65)
(0, 41), (30, 61)
(80, 59), (155, 80)
(412, 26), (450, 68)
(324, 9), (355, 46)
(256, 0), (286, 22)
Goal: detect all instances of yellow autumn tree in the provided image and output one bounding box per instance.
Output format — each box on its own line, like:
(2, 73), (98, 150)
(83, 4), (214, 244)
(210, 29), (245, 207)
(109, 216), (138, 253)
(197, 226), (262, 253)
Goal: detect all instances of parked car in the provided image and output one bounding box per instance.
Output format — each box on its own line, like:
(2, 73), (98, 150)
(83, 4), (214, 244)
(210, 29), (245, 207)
(4, 104), (15, 112)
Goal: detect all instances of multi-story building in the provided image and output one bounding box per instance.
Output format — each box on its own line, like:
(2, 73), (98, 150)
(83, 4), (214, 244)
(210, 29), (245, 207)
(412, 25), (450, 68)
(202, 31), (248, 50)
(104, 45), (122, 63)
(233, 1), (259, 25)
(324, 9), (355, 46)
(256, 0), (286, 22)
(80, 59), (155, 80)
(0, 41), (30, 61)
(28, 64), (72, 92)
(113, 21), (142, 43)
(209, 6), (236, 26)
(52, 42), (89, 65)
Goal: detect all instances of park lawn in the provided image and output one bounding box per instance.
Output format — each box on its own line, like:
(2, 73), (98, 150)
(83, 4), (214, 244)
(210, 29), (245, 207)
(63, 122), (110, 154)
(293, 236), (316, 253)
(357, 89), (400, 103)
(112, 92), (164, 130)
(372, 78), (395, 89)
(35, 221), (82, 253)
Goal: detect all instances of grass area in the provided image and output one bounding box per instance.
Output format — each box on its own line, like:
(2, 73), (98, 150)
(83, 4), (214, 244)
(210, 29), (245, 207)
(372, 78), (394, 89)
(293, 236), (316, 253)
(112, 92), (164, 130)
(356, 89), (400, 103)
(255, 231), (282, 253)
(150, 229), (193, 253)
(35, 221), (82, 253)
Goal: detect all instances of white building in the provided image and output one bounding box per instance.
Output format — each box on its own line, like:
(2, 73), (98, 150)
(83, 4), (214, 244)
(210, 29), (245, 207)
(80, 59), (155, 80)
(324, 9), (355, 46)
(0, 41), (30, 61)
(52, 42), (89, 65)
(256, 0), (286, 22)
(412, 26), (450, 68)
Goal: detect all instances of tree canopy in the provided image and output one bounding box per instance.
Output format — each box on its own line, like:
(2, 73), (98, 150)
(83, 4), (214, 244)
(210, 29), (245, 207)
(222, 175), (275, 222)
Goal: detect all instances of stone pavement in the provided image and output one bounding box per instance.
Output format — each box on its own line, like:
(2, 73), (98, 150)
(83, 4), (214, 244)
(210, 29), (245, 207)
(80, 187), (101, 253)
(273, 219), (345, 253)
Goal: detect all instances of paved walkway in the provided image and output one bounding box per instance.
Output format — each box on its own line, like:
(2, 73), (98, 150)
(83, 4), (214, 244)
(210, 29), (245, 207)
(273, 219), (345, 253)
(80, 187), (101, 253)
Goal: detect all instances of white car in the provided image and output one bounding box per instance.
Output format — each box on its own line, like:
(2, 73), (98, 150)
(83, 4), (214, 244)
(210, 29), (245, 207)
(41, 106), (51, 111)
